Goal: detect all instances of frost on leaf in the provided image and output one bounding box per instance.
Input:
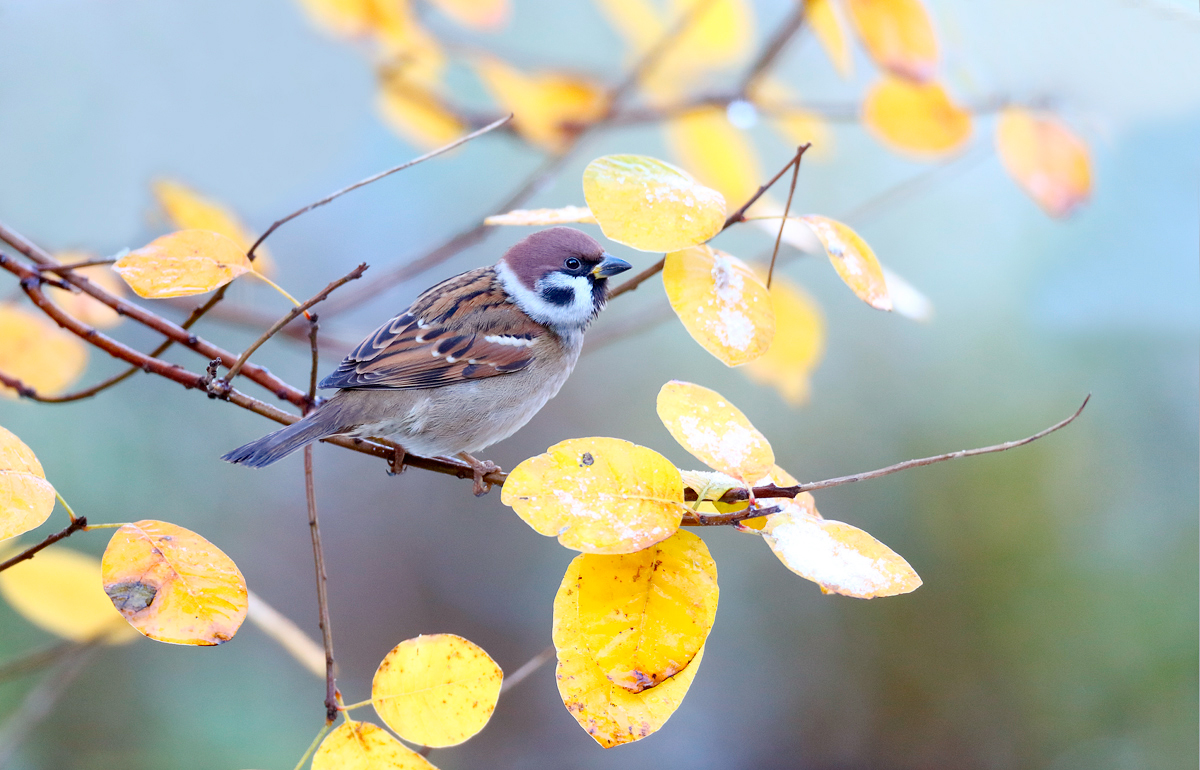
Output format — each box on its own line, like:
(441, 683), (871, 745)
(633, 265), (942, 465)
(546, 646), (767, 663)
(800, 215), (892, 311)
(112, 230), (251, 299)
(0, 425), (57, 542)
(501, 437), (686, 554)
(663, 245), (774, 367)
(656, 380), (774, 484)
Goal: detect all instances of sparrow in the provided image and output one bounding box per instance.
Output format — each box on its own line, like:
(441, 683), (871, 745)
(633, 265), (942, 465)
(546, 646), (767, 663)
(221, 227), (632, 494)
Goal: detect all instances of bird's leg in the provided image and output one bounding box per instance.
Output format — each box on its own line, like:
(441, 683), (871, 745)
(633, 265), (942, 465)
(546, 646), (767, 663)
(387, 445), (407, 476)
(456, 452), (500, 497)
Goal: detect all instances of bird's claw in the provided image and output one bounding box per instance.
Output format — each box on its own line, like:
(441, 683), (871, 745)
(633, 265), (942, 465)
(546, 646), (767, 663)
(387, 446), (407, 476)
(458, 452), (500, 496)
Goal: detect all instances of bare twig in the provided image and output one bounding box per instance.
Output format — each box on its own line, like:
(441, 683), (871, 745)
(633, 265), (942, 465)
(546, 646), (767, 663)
(767, 145), (805, 288)
(500, 645), (556, 694)
(606, 0), (721, 110)
(0, 517), (88, 574)
(0, 640), (80, 683)
(36, 256), (117, 273)
(303, 445), (339, 724)
(0, 640), (98, 765)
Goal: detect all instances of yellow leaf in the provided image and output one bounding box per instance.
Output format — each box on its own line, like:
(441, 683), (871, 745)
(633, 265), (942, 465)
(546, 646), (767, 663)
(48, 256), (126, 328)
(371, 633), (502, 747)
(656, 380), (774, 484)
(995, 107), (1092, 219)
(663, 245), (774, 366)
(593, 0), (664, 53)
(751, 80), (836, 160)
(741, 277), (825, 405)
(296, 0), (440, 77)
(582, 154), (726, 253)
(295, 0), (383, 39)
(428, 0), (509, 30)
(553, 552), (705, 747)
(0, 425), (56, 542)
(844, 0), (939, 82)
(761, 502), (922, 598)
(501, 437), (685, 554)
(0, 546), (136, 643)
(475, 58), (608, 152)
(484, 206), (597, 227)
(656, 0), (754, 82)
(101, 520), (248, 645)
(113, 230), (251, 299)
(799, 215), (892, 311)
(738, 465), (805, 531)
(862, 76), (972, 158)
(679, 469), (747, 515)
(575, 530), (718, 693)
(0, 304), (88, 399)
(153, 180), (273, 276)
(663, 106), (763, 206)
(377, 75), (465, 150)
(312, 720), (437, 770)
(807, 0), (853, 77)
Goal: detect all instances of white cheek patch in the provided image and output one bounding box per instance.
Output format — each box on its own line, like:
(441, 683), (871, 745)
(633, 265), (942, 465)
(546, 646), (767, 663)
(496, 261), (598, 332)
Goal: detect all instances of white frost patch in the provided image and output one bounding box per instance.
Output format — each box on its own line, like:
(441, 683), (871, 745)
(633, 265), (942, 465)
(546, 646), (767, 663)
(715, 306), (755, 351)
(676, 415), (762, 474)
(765, 515), (897, 598)
(706, 253), (756, 352)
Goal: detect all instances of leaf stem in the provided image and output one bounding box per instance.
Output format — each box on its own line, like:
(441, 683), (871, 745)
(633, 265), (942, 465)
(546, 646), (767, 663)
(292, 721), (333, 770)
(55, 491), (78, 523)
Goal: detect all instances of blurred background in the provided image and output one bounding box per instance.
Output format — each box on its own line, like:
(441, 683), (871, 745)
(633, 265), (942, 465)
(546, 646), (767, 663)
(0, 0), (1197, 768)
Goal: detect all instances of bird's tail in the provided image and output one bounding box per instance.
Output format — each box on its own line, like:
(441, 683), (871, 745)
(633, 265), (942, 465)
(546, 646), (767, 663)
(221, 417), (335, 468)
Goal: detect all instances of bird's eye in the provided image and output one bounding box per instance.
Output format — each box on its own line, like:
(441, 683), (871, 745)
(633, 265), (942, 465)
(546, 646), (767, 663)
(564, 257), (582, 271)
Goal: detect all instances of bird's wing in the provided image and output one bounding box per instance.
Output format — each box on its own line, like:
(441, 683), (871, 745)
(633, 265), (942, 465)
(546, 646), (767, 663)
(318, 267), (545, 390)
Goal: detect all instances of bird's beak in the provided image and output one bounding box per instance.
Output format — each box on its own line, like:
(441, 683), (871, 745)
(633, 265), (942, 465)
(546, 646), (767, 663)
(593, 253), (632, 278)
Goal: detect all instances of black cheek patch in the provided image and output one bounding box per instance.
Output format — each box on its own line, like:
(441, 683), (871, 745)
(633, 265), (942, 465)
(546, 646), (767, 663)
(541, 286), (575, 306)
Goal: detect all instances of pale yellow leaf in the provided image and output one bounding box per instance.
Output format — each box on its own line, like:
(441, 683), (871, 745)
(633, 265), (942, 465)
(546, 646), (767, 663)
(862, 76), (972, 158)
(656, 380), (774, 483)
(153, 180), (273, 276)
(312, 720), (437, 770)
(742, 276), (825, 405)
(475, 58), (608, 152)
(371, 633), (502, 747)
(484, 206), (597, 227)
(800, 215), (892, 311)
(751, 80), (836, 160)
(582, 154), (726, 253)
(808, 0), (853, 77)
(663, 244), (774, 366)
(844, 0), (939, 82)
(101, 520), (248, 645)
(653, 0), (754, 87)
(0, 425), (56, 542)
(0, 546), (136, 643)
(553, 552), (705, 747)
(501, 437), (685, 554)
(113, 230), (251, 299)
(575, 530), (717, 693)
(664, 106), (763, 206)
(0, 304), (88, 399)
(428, 0), (509, 29)
(48, 256), (126, 328)
(995, 107), (1091, 219)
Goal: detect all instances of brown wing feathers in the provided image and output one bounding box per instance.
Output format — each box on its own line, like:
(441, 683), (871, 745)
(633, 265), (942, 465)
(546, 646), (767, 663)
(318, 268), (542, 390)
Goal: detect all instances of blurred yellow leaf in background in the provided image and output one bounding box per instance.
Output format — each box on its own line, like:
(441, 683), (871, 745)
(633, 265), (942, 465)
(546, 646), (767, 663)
(582, 154), (726, 252)
(574, 530), (717, 693)
(656, 380), (774, 483)
(312, 720), (437, 770)
(799, 215), (892, 310)
(102, 520), (248, 645)
(664, 106), (763, 205)
(48, 255), (126, 328)
(553, 551), (706, 747)
(475, 58), (608, 152)
(371, 633), (502, 747)
(995, 107), (1092, 218)
(153, 180), (273, 276)
(862, 76), (972, 158)
(655, 0), (754, 87)
(502, 437), (685, 554)
(0, 546), (136, 643)
(751, 80), (835, 160)
(113, 230), (251, 299)
(663, 245), (774, 366)
(484, 206), (597, 226)
(428, 0), (509, 30)
(0, 304), (88, 398)
(844, 0), (939, 82)
(0, 425), (56, 542)
(377, 75), (465, 150)
(742, 276), (825, 405)
(807, 0), (853, 77)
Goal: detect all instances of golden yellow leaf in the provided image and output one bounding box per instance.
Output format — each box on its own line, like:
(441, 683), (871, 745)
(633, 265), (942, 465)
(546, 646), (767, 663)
(296, 0), (442, 78)
(0, 425), (56, 542)
(574, 530), (717, 693)
(377, 75), (465, 150)
(751, 80), (836, 160)
(48, 256), (126, 328)
(761, 503), (922, 598)
(655, 0), (754, 85)
(808, 0), (853, 77)
(663, 106), (763, 206)
(862, 76), (972, 158)
(501, 437), (685, 554)
(312, 720), (437, 770)
(371, 633), (502, 747)
(0, 304), (88, 399)
(844, 0), (938, 82)
(741, 276), (825, 405)
(582, 154), (726, 253)
(484, 206), (597, 227)
(799, 215), (892, 311)
(0, 546), (136, 643)
(295, 0), (383, 39)
(113, 230), (251, 299)
(101, 520), (248, 645)
(553, 552), (705, 747)
(995, 107), (1092, 219)
(153, 180), (273, 276)
(593, 0), (664, 53)
(475, 58), (608, 152)
(656, 380), (774, 484)
(663, 245), (774, 366)
(429, 0), (509, 29)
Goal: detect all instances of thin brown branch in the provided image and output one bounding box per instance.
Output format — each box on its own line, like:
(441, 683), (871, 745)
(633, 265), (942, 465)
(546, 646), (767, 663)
(303, 445), (339, 724)
(0, 641), (98, 765)
(221, 263), (367, 385)
(767, 145), (805, 288)
(500, 645), (556, 694)
(0, 516), (89, 574)
(36, 256), (117, 273)
(0, 640), (81, 683)
(245, 116), (512, 261)
(307, 319), (321, 405)
(606, 0), (721, 110)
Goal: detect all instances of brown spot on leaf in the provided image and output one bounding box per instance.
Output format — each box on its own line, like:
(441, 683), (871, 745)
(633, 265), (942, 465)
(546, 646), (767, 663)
(105, 580), (157, 614)
(580, 452), (594, 466)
